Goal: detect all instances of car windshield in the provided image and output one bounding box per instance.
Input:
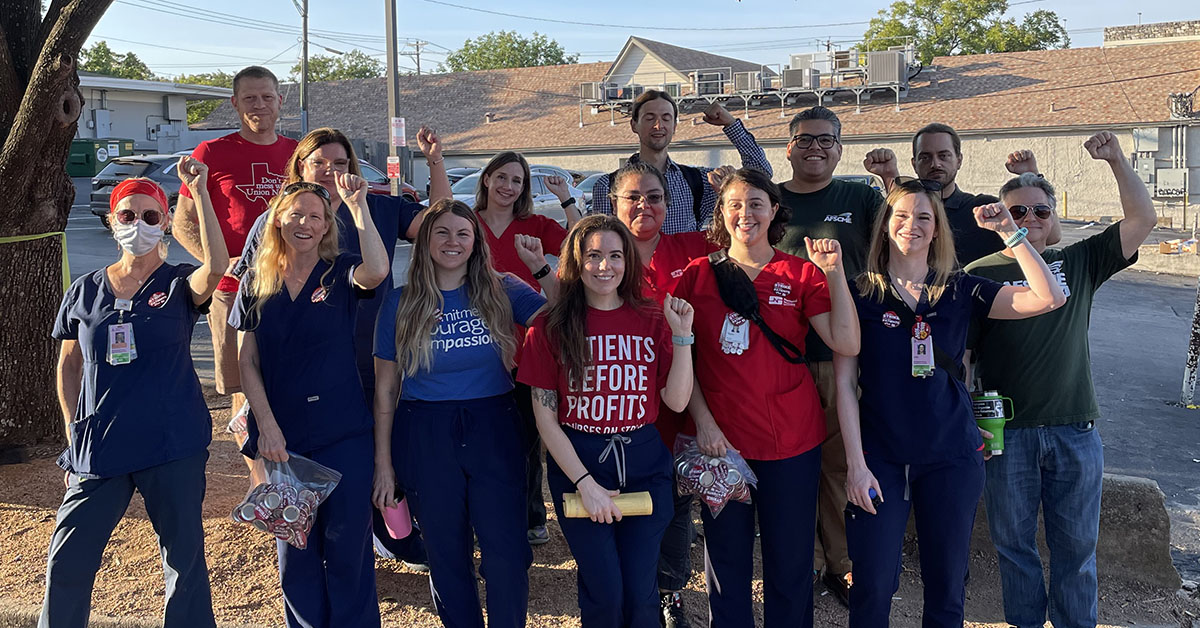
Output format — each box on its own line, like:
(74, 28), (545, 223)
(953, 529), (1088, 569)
(579, 173), (603, 192)
(359, 162), (388, 184)
(96, 160), (156, 178)
(451, 174), (480, 194)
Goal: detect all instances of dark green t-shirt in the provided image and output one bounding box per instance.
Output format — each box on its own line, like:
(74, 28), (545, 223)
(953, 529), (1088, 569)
(966, 222), (1135, 428)
(777, 178), (882, 362)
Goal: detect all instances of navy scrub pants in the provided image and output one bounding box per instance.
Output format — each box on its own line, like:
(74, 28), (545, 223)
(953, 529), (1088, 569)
(396, 395), (532, 628)
(278, 433), (380, 628)
(547, 424), (674, 628)
(363, 383), (428, 565)
(845, 453), (985, 628)
(658, 490), (696, 591)
(513, 380), (548, 530)
(701, 446), (821, 628)
(39, 450), (214, 628)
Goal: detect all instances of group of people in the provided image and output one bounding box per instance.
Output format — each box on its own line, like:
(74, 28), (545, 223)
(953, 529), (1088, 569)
(40, 66), (1155, 628)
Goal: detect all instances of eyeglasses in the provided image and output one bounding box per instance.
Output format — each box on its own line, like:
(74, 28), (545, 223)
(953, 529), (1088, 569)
(114, 208), (164, 226)
(282, 181), (331, 201)
(611, 193), (665, 206)
(790, 134), (839, 149)
(1008, 204), (1053, 220)
(893, 176), (944, 193)
(303, 157), (350, 173)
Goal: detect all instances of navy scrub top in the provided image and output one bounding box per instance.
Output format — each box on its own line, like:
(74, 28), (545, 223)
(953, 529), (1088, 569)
(52, 263), (212, 479)
(230, 253), (374, 456)
(852, 272), (1001, 464)
(236, 194), (422, 388)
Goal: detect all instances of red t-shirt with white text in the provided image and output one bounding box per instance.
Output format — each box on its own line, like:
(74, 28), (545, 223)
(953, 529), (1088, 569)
(518, 304), (673, 434)
(673, 250), (831, 460)
(180, 132), (298, 292)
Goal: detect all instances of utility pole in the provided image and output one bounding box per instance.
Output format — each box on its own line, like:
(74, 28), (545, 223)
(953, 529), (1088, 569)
(385, 0), (403, 196)
(292, 0), (310, 134)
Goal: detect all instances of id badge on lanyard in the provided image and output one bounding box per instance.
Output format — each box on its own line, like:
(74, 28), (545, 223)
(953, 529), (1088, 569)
(107, 298), (139, 366)
(911, 316), (933, 378)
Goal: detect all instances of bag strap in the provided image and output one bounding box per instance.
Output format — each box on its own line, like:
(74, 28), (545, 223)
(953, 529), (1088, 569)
(707, 251), (806, 365)
(678, 164), (706, 228)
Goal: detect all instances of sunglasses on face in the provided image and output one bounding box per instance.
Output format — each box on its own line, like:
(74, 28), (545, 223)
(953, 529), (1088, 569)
(612, 193), (665, 206)
(114, 208), (164, 226)
(893, 176), (944, 193)
(790, 134), (839, 149)
(1008, 204), (1053, 220)
(282, 181), (331, 201)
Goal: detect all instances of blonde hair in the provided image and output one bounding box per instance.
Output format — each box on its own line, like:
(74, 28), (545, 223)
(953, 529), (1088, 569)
(857, 185), (958, 304)
(393, 200), (518, 378)
(245, 185), (340, 324)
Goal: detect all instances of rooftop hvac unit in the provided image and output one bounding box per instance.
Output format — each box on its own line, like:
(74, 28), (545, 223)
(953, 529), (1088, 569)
(790, 53), (820, 72)
(605, 83), (621, 101)
(866, 50), (904, 85)
(695, 72), (724, 96)
(615, 84), (645, 100)
(662, 83), (682, 98)
(734, 71), (762, 93)
(833, 49), (858, 70)
(580, 82), (604, 101)
(782, 68), (820, 89)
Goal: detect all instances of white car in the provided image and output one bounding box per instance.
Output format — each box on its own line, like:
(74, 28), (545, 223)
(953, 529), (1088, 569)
(431, 172), (584, 227)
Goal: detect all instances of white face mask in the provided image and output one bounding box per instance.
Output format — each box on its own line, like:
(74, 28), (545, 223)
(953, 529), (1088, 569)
(113, 221), (165, 256)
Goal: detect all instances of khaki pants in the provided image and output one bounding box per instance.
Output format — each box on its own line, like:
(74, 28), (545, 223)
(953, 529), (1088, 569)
(808, 360), (852, 576)
(206, 289), (242, 395)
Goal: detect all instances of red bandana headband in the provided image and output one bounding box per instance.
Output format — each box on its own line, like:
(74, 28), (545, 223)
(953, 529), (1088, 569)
(110, 178), (169, 214)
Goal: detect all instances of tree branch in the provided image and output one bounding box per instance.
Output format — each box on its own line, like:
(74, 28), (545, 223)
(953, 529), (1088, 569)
(0, 24), (21, 132)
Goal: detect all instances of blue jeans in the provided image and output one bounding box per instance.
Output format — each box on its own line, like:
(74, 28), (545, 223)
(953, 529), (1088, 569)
(983, 421), (1103, 628)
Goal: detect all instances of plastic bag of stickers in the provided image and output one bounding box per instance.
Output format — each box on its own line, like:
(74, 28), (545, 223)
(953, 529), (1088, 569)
(230, 453), (342, 549)
(673, 434), (758, 517)
(226, 401), (250, 450)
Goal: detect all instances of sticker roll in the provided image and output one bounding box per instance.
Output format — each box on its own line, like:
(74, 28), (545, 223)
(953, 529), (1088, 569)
(562, 491), (653, 518)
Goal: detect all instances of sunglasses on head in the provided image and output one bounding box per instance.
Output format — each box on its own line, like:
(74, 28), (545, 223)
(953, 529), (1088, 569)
(282, 181), (331, 201)
(114, 208), (164, 226)
(1008, 204), (1053, 220)
(893, 176), (944, 193)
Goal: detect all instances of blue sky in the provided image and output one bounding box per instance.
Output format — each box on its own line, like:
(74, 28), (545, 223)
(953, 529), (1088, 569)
(86, 0), (1190, 79)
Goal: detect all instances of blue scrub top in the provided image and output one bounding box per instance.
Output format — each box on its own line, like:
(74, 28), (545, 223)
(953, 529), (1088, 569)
(852, 271), (1001, 464)
(235, 194), (422, 388)
(373, 274), (546, 401)
(230, 253), (374, 456)
(52, 262), (212, 479)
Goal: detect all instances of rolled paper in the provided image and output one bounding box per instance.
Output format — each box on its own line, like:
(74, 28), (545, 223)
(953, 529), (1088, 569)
(563, 491), (653, 518)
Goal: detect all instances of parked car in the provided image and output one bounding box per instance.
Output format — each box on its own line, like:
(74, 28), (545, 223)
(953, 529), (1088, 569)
(433, 172), (584, 227)
(427, 167), (479, 197)
(90, 155), (182, 230)
(359, 160), (419, 202)
(529, 164), (575, 185)
(834, 173), (885, 193)
(577, 172), (605, 210)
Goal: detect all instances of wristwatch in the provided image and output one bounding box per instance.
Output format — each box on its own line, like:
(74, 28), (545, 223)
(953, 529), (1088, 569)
(560, 197), (577, 209)
(532, 264), (552, 280)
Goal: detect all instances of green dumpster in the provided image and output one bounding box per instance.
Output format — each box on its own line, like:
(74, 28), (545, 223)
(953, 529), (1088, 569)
(67, 138), (136, 177)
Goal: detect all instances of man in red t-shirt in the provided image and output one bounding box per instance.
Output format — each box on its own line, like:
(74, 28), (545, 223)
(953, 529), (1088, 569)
(172, 66), (297, 409)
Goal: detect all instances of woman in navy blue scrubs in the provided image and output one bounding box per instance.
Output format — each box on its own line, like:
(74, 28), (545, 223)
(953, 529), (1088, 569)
(234, 126), (452, 566)
(232, 172), (390, 628)
(833, 179), (1066, 627)
(372, 200), (546, 628)
(42, 158), (228, 628)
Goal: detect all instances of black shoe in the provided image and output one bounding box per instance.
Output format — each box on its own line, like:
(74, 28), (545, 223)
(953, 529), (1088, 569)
(660, 591), (691, 628)
(822, 571), (851, 608)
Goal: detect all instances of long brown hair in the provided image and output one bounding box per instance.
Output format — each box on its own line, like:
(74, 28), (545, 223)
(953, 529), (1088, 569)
(392, 199), (518, 378)
(857, 185), (958, 304)
(706, 168), (790, 248)
(475, 151), (534, 219)
(283, 127), (363, 187)
(246, 184), (340, 323)
(548, 215), (652, 388)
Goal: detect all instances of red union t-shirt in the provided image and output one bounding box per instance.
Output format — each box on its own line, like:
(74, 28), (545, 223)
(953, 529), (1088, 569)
(518, 303), (673, 434)
(479, 213), (568, 290)
(179, 132), (298, 292)
(643, 231), (718, 303)
(673, 250), (832, 460)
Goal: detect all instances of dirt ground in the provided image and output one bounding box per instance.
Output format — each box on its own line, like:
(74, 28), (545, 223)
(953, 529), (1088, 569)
(1, 404), (1196, 627)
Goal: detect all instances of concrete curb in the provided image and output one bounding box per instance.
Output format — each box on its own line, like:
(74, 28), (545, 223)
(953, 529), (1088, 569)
(0, 600), (266, 628)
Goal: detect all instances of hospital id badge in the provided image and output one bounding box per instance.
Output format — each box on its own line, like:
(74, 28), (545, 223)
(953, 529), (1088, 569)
(911, 336), (933, 378)
(107, 323), (136, 366)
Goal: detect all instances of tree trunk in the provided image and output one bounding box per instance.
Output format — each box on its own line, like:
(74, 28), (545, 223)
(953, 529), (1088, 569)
(0, 0), (114, 462)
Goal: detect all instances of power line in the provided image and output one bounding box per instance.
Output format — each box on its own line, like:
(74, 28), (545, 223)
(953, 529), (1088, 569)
(90, 34), (271, 61)
(419, 0), (871, 31)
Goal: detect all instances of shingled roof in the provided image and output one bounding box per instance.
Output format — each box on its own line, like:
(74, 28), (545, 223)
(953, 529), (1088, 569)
(194, 41), (1200, 155)
(607, 36), (772, 77)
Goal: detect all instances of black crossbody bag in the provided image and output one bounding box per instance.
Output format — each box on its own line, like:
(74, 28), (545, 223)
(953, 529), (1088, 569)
(707, 251), (806, 364)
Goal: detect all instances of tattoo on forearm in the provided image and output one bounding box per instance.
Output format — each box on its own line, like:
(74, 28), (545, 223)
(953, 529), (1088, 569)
(533, 387), (558, 412)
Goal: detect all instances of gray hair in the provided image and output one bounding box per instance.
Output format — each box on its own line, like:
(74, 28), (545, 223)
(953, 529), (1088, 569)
(999, 173), (1057, 208)
(789, 106), (842, 139)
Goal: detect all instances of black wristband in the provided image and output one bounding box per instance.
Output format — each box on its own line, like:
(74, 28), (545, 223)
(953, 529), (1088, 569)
(532, 264), (552, 280)
(573, 472), (592, 488)
(560, 197), (577, 209)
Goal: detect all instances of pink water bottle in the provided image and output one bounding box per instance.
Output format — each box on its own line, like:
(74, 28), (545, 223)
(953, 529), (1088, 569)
(381, 495), (412, 540)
